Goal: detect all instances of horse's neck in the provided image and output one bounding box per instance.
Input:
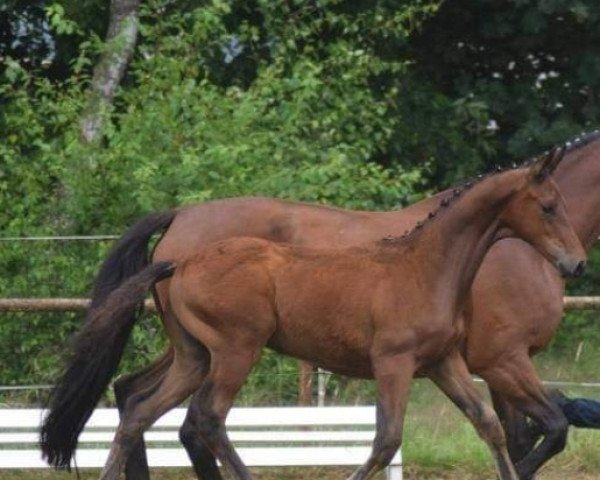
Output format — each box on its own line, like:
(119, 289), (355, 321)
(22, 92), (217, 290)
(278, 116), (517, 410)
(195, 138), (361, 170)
(416, 170), (522, 309)
(555, 141), (600, 249)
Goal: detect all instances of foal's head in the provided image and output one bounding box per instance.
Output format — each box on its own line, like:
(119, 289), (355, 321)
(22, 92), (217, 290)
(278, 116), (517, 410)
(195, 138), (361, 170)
(499, 147), (586, 278)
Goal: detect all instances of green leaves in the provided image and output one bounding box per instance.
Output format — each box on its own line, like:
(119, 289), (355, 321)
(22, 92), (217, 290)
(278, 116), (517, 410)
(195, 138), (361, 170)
(45, 3), (83, 36)
(3, 58), (28, 84)
(0, 0), (434, 388)
(2, 0), (598, 396)
(409, 0), (600, 172)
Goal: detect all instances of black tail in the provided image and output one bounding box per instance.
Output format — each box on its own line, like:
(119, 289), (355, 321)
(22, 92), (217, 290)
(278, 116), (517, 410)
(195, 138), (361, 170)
(90, 210), (176, 309)
(40, 262), (176, 469)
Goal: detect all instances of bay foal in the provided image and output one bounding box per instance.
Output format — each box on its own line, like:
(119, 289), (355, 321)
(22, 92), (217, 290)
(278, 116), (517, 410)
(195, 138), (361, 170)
(42, 152), (585, 480)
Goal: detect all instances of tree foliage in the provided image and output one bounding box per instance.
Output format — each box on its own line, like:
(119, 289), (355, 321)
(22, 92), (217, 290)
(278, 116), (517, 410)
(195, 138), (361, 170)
(0, 0), (433, 388)
(406, 0), (600, 182)
(1, 0), (599, 395)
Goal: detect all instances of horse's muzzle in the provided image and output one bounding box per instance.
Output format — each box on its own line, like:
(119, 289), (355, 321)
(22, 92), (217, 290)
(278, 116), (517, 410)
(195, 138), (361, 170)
(558, 259), (586, 279)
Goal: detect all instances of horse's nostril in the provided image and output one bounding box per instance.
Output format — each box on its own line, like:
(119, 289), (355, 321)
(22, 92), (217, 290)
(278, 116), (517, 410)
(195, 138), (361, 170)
(574, 261), (586, 278)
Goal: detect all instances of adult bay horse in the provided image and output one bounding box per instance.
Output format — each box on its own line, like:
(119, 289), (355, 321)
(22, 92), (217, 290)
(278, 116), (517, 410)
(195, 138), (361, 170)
(42, 152), (585, 480)
(130, 133), (596, 480)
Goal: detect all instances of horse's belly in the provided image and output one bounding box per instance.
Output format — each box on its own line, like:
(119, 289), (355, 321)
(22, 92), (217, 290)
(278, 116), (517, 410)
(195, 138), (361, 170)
(267, 326), (374, 378)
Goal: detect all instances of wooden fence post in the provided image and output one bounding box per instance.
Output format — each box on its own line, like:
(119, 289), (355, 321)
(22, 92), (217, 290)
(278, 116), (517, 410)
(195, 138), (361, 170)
(298, 361), (313, 406)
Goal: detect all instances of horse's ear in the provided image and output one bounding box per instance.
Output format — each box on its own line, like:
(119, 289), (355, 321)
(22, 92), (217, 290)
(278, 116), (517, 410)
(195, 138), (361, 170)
(529, 145), (566, 182)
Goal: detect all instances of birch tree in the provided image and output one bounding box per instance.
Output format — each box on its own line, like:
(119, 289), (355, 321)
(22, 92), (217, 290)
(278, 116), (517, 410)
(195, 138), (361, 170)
(80, 0), (140, 143)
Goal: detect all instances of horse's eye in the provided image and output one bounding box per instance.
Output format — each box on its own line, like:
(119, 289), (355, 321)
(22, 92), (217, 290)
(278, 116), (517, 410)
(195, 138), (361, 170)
(542, 204), (556, 215)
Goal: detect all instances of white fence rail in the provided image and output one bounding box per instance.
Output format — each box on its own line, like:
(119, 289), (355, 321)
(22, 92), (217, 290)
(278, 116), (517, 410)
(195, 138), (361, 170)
(0, 406), (402, 479)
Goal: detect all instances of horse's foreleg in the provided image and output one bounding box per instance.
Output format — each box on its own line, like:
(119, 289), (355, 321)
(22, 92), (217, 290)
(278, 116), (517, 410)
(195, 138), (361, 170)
(114, 349), (174, 480)
(479, 356), (568, 480)
(101, 351), (208, 480)
(347, 353), (415, 480)
(428, 349), (518, 480)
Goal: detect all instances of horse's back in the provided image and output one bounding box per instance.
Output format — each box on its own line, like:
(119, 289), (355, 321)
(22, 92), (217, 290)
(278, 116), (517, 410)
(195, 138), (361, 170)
(153, 196), (434, 264)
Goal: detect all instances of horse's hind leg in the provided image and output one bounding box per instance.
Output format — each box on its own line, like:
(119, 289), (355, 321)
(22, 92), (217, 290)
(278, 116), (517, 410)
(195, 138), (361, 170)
(116, 359), (223, 480)
(179, 391), (223, 480)
(119, 356), (222, 480)
(428, 349), (518, 480)
(490, 388), (541, 464)
(114, 349), (174, 480)
(187, 346), (263, 480)
(100, 346), (209, 480)
(480, 355), (568, 480)
(347, 352), (415, 480)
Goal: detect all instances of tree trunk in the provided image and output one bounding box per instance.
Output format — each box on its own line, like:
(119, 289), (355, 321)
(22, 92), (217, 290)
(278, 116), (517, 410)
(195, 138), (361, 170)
(80, 0), (141, 143)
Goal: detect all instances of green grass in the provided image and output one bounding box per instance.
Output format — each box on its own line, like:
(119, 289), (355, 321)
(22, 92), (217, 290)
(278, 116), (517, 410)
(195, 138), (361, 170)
(403, 379), (600, 478)
(3, 349), (600, 478)
(4, 382), (599, 479)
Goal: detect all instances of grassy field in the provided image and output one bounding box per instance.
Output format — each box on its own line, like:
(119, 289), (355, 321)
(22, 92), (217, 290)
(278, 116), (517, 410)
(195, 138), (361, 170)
(3, 341), (599, 479)
(402, 379), (600, 479)
(3, 377), (600, 479)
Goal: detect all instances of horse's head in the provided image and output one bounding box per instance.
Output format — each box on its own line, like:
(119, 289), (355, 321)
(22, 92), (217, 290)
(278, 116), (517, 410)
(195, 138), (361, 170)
(499, 147), (586, 278)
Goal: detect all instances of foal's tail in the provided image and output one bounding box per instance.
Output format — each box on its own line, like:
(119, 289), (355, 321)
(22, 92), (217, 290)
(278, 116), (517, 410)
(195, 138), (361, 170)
(40, 262), (176, 469)
(90, 210), (177, 309)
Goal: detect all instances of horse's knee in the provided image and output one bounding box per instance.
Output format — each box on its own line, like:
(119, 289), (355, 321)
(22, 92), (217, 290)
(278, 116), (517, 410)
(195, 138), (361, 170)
(478, 405), (507, 448)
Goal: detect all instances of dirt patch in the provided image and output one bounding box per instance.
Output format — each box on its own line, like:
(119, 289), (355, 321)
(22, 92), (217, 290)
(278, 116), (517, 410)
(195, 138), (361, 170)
(3, 466), (600, 480)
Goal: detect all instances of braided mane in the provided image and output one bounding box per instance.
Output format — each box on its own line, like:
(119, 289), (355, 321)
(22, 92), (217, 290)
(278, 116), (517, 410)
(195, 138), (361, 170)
(381, 128), (600, 244)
